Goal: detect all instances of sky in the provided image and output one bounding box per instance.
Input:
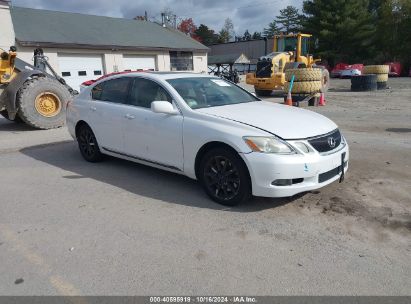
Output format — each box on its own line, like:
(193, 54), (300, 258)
(11, 0), (303, 35)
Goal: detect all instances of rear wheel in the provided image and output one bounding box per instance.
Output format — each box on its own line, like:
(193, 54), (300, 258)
(199, 148), (251, 206)
(77, 124), (103, 162)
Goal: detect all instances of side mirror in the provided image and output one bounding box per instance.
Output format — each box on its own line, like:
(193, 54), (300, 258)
(151, 101), (179, 115)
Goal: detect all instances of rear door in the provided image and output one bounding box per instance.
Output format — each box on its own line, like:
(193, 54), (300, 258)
(87, 77), (132, 153)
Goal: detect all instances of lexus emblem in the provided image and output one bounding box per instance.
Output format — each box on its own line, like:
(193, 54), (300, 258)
(328, 137), (336, 148)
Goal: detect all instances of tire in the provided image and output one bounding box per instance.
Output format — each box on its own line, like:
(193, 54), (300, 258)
(77, 124), (103, 162)
(255, 88), (272, 97)
(320, 69), (330, 93)
(284, 81), (322, 94)
(351, 75), (378, 91)
(285, 68), (323, 82)
(363, 65), (389, 74)
(199, 148), (251, 206)
(375, 73), (389, 82)
(17, 77), (71, 129)
(377, 82), (387, 90)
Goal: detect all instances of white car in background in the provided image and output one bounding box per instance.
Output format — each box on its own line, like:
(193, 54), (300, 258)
(66, 72), (349, 206)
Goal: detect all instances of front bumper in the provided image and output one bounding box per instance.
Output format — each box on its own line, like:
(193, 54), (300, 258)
(241, 143), (349, 197)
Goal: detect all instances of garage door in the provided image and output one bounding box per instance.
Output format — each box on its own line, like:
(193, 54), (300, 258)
(58, 54), (104, 91)
(123, 55), (156, 71)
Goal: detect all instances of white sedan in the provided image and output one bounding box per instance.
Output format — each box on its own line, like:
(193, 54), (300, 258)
(67, 72), (349, 206)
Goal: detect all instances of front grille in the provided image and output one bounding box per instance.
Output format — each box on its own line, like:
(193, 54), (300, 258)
(256, 60), (272, 78)
(308, 129), (342, 153)
(319, 162), (347, 183)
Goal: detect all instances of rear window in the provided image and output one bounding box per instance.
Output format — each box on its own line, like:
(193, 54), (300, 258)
(92, 78), (131, 103)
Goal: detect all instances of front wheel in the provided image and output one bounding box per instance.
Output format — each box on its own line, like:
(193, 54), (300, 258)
(199, 148), (251, 206)
(77, 124), (103, 162)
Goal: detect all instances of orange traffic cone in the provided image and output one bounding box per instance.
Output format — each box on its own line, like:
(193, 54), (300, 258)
(319, 92), (326, 106)
(285, 91), (293, 106)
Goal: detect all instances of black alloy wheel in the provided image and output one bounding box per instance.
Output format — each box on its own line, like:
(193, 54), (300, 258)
(200, 148), (251, 206)
(77, 125), (103, 162)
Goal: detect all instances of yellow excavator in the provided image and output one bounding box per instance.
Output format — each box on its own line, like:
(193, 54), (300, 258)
(246, 33), (329, 96)
(0, 47), (74, 129)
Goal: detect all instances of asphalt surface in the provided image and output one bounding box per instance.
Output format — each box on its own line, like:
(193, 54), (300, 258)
(0, 78), (410, 295)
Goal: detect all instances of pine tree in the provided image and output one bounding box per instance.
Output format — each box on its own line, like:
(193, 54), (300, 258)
(263, 21), (280, 38)
(276, 5), (302, 33)
(195, 24), (217, 45)
(243, 30), (252, 40)
(303, 0), (375, 65)
(252, 32), (262, 39)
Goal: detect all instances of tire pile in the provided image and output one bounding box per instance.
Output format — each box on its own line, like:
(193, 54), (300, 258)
(351, 65), (389, 92)
(284, 68), (328, 94)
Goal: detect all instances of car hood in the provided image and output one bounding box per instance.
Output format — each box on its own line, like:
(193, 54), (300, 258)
(196, 101), (338, 139)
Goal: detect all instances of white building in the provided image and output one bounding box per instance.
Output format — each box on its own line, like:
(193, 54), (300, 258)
(0, 1), (209, 90)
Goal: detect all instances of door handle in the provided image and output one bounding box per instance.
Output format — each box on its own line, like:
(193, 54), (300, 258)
(124, 114), (136, 120)
(90, 106), (97, 111)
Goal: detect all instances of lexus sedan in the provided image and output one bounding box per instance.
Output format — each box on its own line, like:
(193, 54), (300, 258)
(67, 72), (349, 206)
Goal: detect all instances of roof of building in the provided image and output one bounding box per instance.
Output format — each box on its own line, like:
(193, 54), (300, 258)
(208, 53), (250, 65)
(10, 6), (209, 52)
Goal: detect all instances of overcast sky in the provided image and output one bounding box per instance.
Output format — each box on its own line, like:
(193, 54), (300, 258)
(11, 0), (303, 35)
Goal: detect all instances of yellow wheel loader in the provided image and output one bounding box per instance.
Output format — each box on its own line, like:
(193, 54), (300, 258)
(0, 47), (75, 129)
(246, 33), (329, 97)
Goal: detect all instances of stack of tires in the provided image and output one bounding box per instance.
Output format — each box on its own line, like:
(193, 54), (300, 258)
(351, 74), (378, 92)
(284, 68), (329, 94)
(362, 65), (389, 90)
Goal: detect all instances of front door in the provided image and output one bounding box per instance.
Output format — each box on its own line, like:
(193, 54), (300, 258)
(123, 77), (184, 171)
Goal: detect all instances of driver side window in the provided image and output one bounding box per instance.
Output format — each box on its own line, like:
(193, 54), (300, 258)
(128, 78), (172, 108)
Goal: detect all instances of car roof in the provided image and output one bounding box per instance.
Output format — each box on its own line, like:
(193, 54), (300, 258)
(112, 71), (215, 81)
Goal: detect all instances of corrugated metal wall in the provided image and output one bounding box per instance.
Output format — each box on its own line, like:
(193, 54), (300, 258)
(209, 39), (275, 62)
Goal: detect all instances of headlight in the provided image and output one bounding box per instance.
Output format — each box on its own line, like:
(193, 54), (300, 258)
(243, 136), (295, 154)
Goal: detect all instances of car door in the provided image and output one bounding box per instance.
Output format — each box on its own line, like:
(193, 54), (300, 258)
(87, 77), (132, 153)
(123, 77), (184, 171)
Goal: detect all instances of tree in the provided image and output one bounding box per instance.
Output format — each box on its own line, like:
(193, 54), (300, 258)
(252, 32), (262, 39)
(263, 21), (280, 38)
(218, 18), (235, 43)
(243, 30), (252, 40)
(374, 0), (411, 67)
(303, 0), (375, 65)
(178, 18), (201, 41)
(276, 5), (303, 33)
(195, 24), (217, 45)
(217, 29), (230, 43)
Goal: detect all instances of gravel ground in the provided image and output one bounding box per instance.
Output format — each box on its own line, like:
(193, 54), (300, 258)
(0, 78), (410, 295)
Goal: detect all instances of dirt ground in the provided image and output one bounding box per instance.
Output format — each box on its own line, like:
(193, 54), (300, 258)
(241, 78), (411, 243)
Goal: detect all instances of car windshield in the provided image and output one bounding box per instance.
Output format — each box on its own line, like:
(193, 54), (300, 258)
(167, 77), (258, 109)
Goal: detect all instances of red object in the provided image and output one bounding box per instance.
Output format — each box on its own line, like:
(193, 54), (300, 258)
(81, 70), (148, 87)
(331, 63), (364, 78)
(384, 62), (402, 77)
(331, 63), (349, 78)
(318, 92), (326, 106)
